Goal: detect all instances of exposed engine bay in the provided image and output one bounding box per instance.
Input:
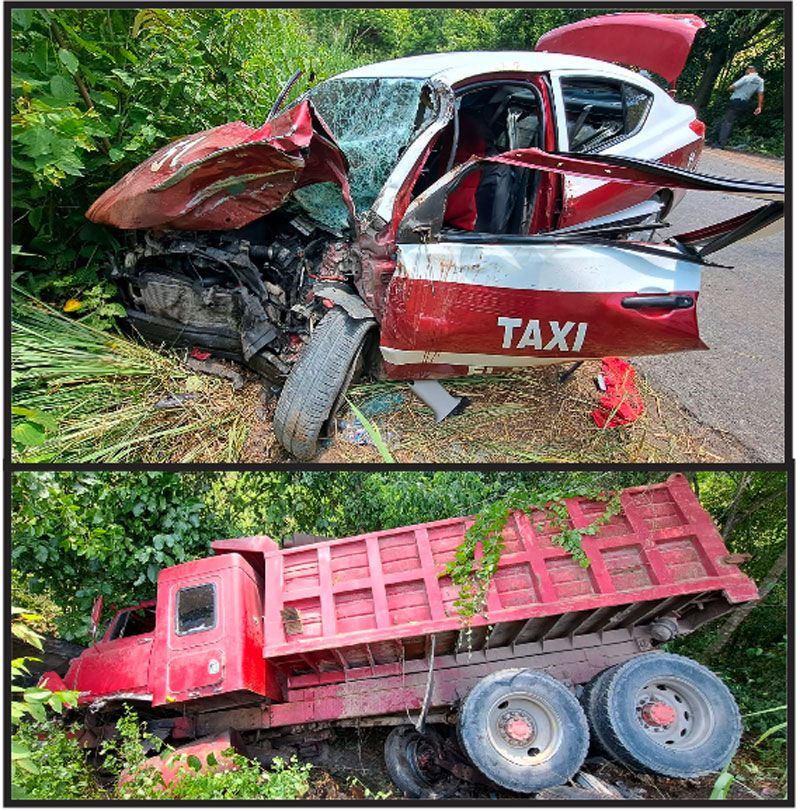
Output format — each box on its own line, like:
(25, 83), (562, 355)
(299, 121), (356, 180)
(112, 210), (356, 383)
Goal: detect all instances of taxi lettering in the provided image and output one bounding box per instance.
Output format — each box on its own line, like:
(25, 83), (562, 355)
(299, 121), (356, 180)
(497, 317), (588, 352)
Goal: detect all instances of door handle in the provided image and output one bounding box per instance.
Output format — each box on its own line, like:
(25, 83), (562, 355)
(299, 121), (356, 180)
(622, 295), (694, 310)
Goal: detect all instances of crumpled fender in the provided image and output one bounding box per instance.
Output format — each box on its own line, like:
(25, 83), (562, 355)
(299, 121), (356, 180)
(86, 100), (354, 231)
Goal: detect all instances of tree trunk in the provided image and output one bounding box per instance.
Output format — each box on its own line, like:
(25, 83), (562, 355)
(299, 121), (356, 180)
(704, 546), (787, 659)
(721, 472), (753, 540)
(693, 47), (730, 111)
(692, 11), (776, 111)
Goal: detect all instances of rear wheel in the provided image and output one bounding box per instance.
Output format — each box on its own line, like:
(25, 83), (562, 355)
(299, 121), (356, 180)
(581, 653), (741, 778)
(383, 725), (460, 799)
(273, 308), (375, 460)
(458, 669), (589, 794)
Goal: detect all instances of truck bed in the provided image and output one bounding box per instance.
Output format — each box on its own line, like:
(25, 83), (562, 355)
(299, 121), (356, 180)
(212, 474), (757, 678)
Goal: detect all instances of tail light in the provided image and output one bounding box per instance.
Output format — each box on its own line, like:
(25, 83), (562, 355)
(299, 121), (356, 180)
(689, 118), (706, 138)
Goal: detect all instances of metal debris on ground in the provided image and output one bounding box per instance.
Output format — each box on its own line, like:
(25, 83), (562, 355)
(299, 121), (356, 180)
(185, 357), (245, 390)
(154, 393), (199, 409)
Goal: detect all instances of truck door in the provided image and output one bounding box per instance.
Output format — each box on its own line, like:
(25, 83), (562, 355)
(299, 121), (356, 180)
(160, 574), (226, 702)
(73, 602), (156, 699)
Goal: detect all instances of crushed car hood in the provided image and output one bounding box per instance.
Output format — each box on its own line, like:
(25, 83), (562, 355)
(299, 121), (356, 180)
(535, 12), (706, 84)
(86, 100), (354, 231)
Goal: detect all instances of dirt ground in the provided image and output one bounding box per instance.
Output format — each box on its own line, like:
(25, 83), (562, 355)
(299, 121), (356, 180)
(286, 726), (785, 801)
(230, 359), (752, 464)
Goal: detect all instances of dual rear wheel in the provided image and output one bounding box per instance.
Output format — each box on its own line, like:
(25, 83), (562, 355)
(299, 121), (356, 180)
(383, 654), (741, 797)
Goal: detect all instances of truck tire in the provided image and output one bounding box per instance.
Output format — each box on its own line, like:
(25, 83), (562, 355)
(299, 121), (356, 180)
(384, 725), (460, 799)
(458, 669), (589, 794)
(580, 666), (618, 757)
(582, 653), (741, 778)
(273, 308), (375, 460)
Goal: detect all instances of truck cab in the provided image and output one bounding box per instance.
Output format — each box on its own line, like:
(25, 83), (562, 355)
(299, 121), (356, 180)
(62, 553), (281, 710)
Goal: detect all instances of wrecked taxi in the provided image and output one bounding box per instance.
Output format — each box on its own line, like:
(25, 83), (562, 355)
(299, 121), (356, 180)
(87, 13), (785, 459)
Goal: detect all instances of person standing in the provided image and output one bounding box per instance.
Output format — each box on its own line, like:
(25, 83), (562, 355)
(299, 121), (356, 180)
(713, 65), (765, 149)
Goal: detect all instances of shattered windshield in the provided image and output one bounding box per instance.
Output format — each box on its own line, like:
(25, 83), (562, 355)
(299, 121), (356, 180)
(292, 77), (438, 231)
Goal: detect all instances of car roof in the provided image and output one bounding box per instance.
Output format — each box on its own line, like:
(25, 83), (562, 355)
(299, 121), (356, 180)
(336, 51), (640, 85)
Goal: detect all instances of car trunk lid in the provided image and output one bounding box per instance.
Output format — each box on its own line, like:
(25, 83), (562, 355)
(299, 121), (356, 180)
(86, 99), (354, 231)
(535, 13), (706, 84)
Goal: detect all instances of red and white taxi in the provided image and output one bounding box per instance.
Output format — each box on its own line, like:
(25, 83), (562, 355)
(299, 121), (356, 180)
(87, 13), (784, 458)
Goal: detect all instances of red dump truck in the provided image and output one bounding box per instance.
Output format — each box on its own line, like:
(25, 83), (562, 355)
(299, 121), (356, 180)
(43, 475), (758, 796)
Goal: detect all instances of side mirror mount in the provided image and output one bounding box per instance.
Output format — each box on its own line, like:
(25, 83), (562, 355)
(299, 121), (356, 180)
(90, 596), (103, 645)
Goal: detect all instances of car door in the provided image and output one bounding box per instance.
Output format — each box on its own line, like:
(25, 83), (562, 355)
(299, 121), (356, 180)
(379, 149), (782, 376)
(550, 71), (701, 228)
(73, 604), (156, 699)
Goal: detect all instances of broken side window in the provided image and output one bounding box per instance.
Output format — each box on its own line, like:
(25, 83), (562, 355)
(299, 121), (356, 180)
(562, 78), (652, 153)
(176, 583), (217, 635)
(108, 606), (156, 640)
(292, 78), (438, 230)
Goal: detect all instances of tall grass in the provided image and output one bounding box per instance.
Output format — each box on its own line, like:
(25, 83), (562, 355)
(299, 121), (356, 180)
(11, 291), (249, 463)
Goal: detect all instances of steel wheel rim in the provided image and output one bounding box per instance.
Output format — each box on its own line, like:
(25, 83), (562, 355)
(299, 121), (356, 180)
(486, 692), (563, 767)
(634, 676), (714, 750)
(406, 734), (447, 787)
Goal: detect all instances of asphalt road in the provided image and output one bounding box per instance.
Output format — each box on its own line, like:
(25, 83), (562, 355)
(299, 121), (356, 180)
(633, 147), (785, 462)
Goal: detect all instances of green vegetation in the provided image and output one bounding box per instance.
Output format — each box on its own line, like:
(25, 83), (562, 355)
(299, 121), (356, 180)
(11, 293), (248, 463)
(14, 707), (312, 801)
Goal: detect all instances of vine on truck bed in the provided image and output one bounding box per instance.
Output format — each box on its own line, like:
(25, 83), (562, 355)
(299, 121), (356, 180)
(443, 487), (622, 623)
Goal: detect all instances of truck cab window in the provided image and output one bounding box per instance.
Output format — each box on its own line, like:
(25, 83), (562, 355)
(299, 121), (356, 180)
(108, 606), (156, 640)
(562, 79), (652, 153)
(177, 583), (217, 635)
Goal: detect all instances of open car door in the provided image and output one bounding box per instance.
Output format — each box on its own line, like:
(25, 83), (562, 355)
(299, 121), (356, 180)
(379, 149), (783, 378)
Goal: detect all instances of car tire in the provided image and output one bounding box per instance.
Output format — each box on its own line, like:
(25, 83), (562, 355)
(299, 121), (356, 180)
(273, 307), (375, 460)
(383, 725), (461, 799)
(582, 653), (742, 778)
(458, 669), (589, 794)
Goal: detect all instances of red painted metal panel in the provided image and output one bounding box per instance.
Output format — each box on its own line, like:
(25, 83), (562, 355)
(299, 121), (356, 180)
(251, 475), (756, 666)
(380, 282), (707, 360)
(535, 13), (706, 84)
(85, 101), (353, 231)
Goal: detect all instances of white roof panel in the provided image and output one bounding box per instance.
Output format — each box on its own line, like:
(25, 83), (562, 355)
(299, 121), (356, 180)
(336, 51), (636, 85)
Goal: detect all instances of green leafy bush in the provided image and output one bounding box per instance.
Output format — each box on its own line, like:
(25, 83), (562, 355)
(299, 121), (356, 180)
(104, 707), (312, 800)
(12, 721), (101, 800)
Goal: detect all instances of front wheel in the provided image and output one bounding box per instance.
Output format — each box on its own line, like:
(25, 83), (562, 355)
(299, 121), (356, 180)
(458, 669), (589, 794)
(273, 308), (375, 460)
(383, 725), (461, 799)
(581, 653), (742, 778)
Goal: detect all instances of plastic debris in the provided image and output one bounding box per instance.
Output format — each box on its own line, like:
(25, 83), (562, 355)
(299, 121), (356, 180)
(356, 391), (406, 418)
(337, 419), (398, 448)
(190, 347), (212, 361)
(591, 357), (644, 428)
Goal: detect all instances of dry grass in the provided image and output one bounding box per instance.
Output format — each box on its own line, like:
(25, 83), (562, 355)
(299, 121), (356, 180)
(315, 362), (747, 464)
(11, 291), (748, 464)
(12, 293), (250, 463)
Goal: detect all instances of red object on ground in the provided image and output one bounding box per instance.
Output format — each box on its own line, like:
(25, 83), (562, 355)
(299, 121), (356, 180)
(535, 13), (706, 84)
(592, 356), (644, 428)
(118, 730), (245, 789)
(190, 347), (212, 361)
